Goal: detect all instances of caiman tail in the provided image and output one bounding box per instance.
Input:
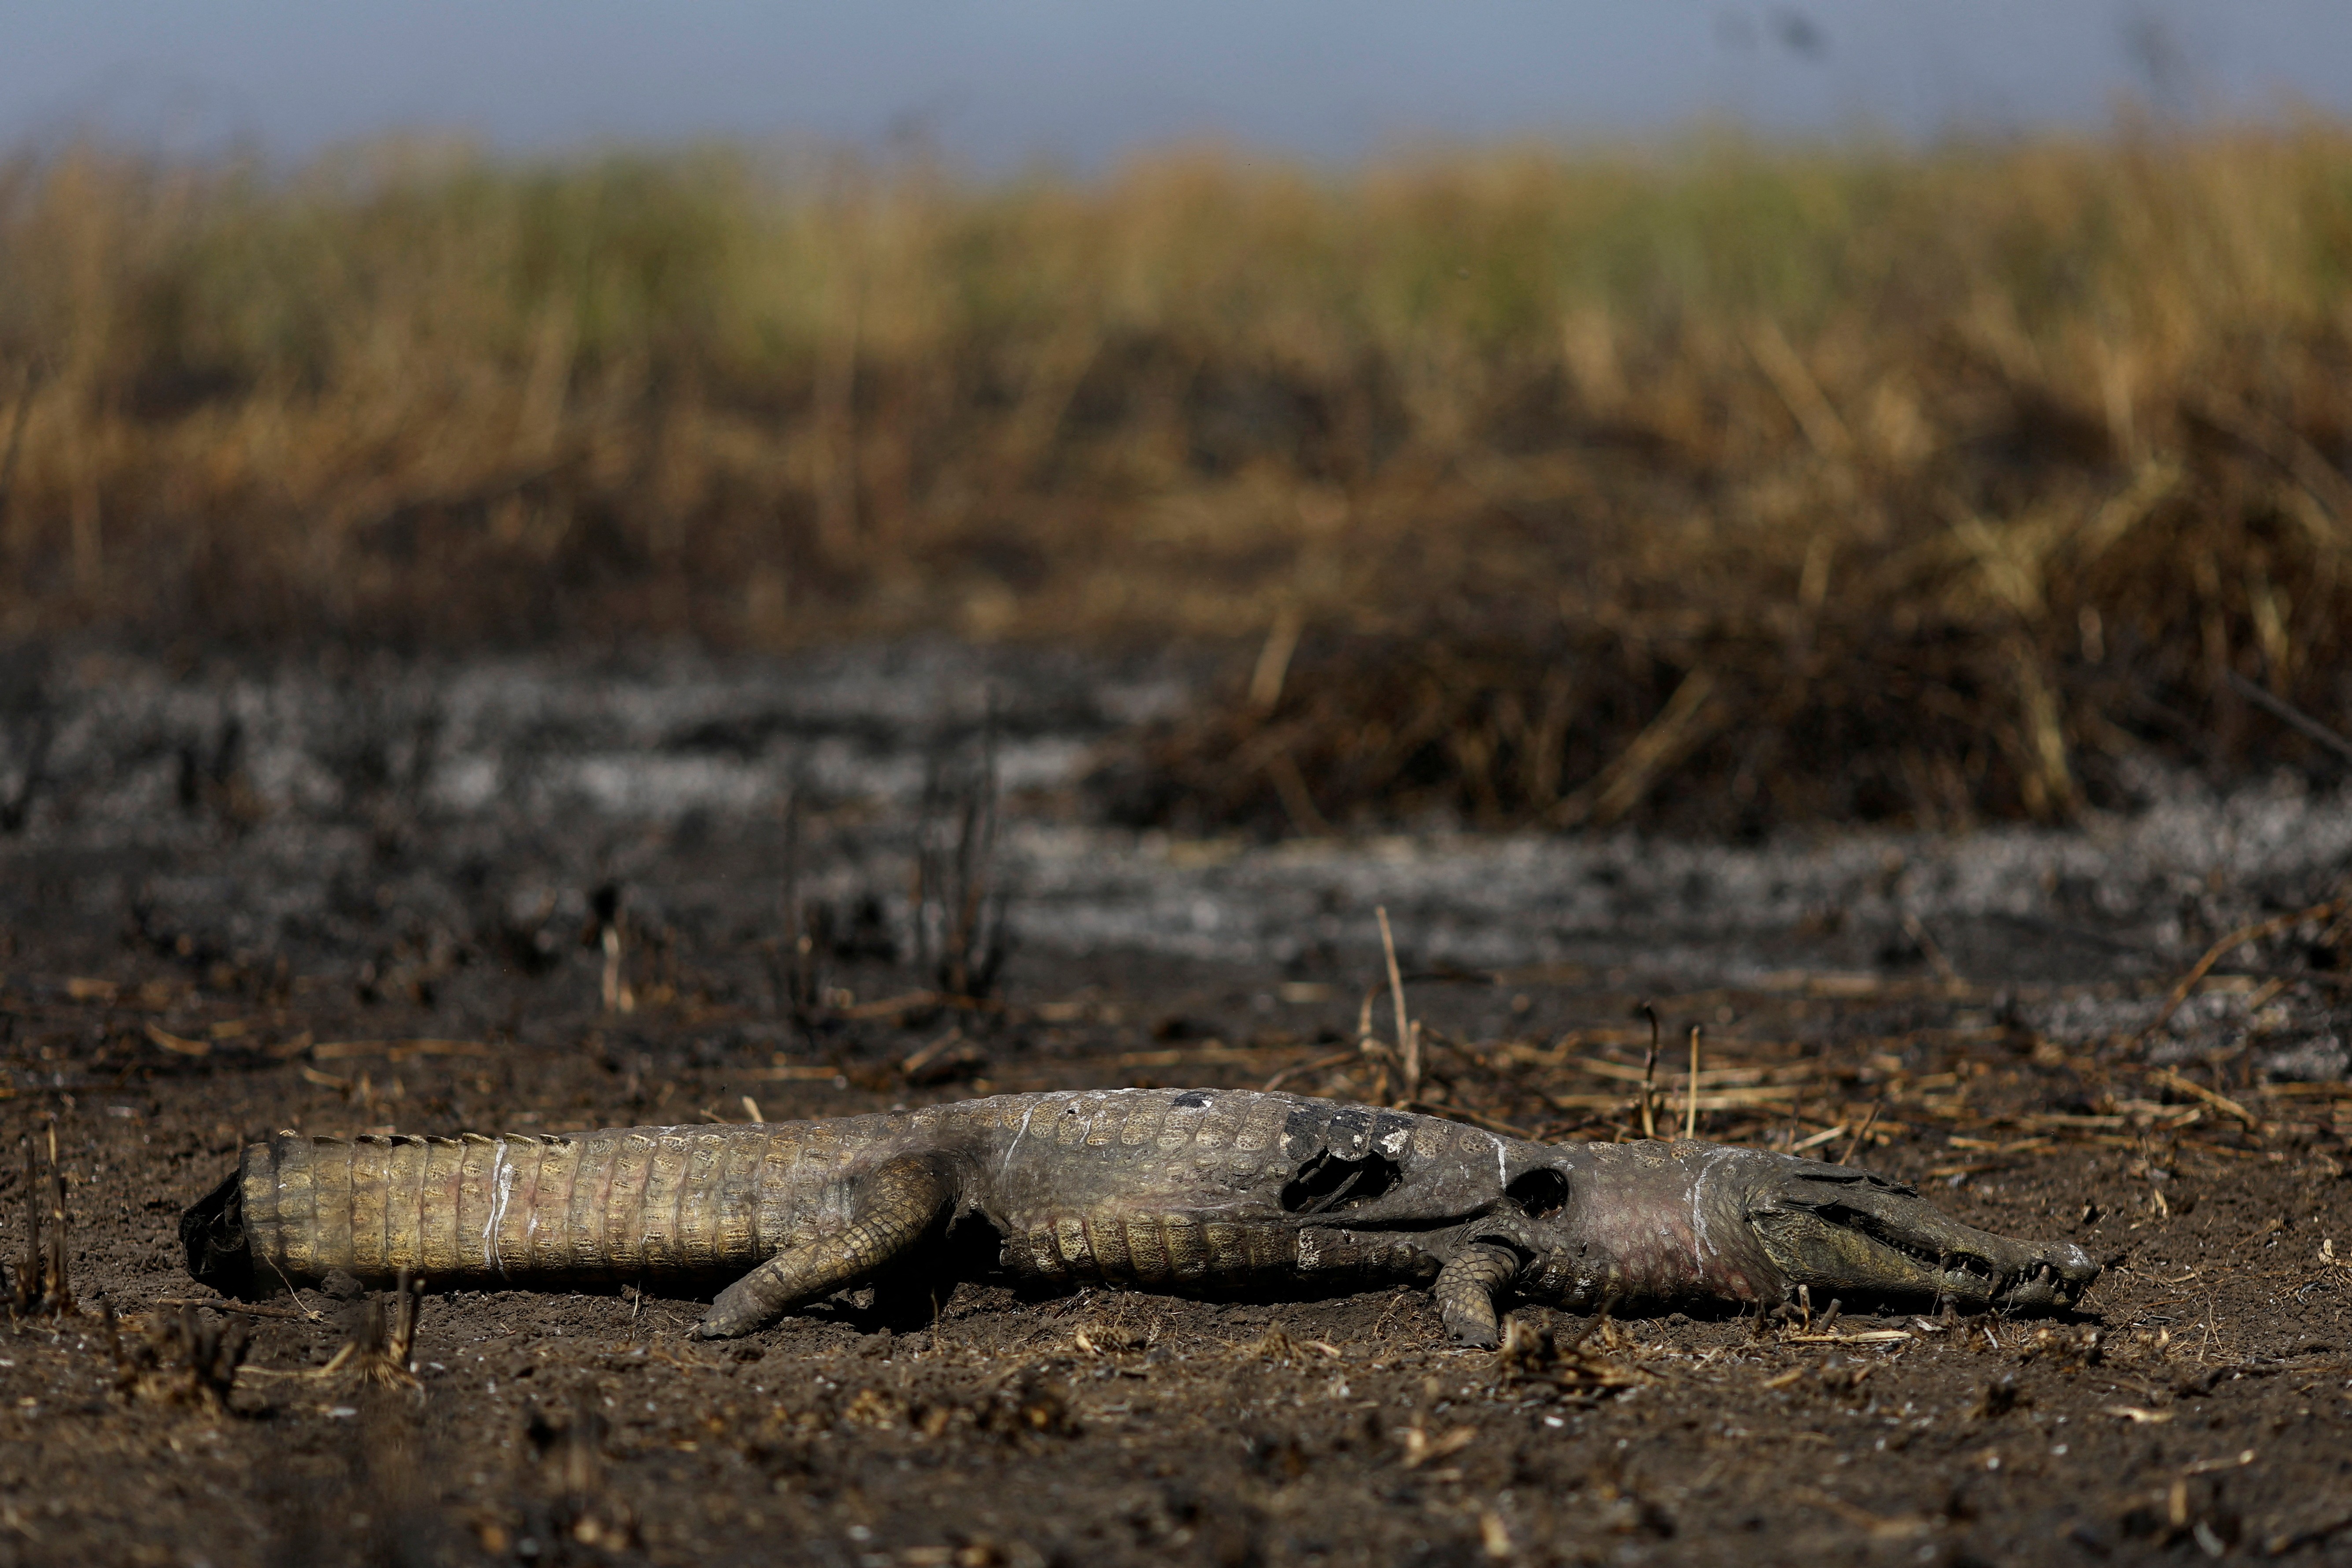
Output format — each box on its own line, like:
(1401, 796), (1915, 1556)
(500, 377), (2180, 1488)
(187, 1126), (809, 1295)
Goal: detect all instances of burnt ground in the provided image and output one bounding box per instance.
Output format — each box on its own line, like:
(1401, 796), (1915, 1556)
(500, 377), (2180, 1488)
(1, 649), (2351, 1567)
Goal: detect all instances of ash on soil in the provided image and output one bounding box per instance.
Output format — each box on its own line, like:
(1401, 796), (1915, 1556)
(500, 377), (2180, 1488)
(1, 647), (2349, 1567)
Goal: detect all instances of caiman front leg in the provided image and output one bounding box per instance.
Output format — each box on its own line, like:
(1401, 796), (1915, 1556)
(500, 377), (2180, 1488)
(1434, 1243), (1521, 1349)
(692, 1154), (953, 1339)
(1431, 1210), (1554, 1349)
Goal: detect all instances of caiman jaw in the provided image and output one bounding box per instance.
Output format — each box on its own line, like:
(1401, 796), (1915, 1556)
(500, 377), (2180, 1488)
(1746, 1161), (2099, 1312)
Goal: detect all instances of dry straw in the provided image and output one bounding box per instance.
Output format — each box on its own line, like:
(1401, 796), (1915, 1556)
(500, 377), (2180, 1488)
(3, 130), (2350, 830)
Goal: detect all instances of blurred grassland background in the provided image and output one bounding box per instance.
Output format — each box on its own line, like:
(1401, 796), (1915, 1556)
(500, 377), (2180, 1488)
(3, 126), (2351, 834)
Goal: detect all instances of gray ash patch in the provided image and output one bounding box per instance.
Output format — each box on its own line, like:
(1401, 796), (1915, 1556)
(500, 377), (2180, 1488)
(2260, 1033), (2349, 1083)
(4, 643), (2350, 1003)
(2011, 989), (2253, 1060)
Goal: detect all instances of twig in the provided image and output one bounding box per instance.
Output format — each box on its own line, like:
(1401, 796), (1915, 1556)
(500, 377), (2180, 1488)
(593, 882), (634, 1015)
(833, 990), (1005, 1021)
(2252, 969), (2352, 991)
(1264, 750), (1333, 836)
(1564, 1294), (1622, 1352)
(2131, 897), (2350, 1049)
(897, 1027), (968, 1082)
(251, 1249), (325, 1321)
(1565, 1055), (1823, 1088)
(1637, 1004), (1660, 1140)
(1109, 1044), (1309, 1067)
(2227, 671), (2352, 764)
(1685, 1025), (1702, 1141)
(1263, 1048), (1362, 1092)
(1836, 1098), (1885, 1165)
(1377, 906), (1418, 1104)
(1248, 606), (1303, 714)
(1399, 1100), (1538, 1140)
(0, 361), (37, 524)
(148, 1298), (313, 1321)
(1544, 1085), (1808, 1112)
(1548, 668), (1721, 828)
(1901, 912), (1963, 990)
(311, 1038), (491, 1061)
(2145, 1066), (2261, 1130)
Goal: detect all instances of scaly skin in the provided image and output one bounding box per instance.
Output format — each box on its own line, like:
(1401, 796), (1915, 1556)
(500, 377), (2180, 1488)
(181, 1088), (2099, 1345)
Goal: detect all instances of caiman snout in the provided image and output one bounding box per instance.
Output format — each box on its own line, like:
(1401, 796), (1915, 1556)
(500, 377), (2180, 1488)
(1990, 1243), (2100, 1310)
(1743, 1158), (2099, 1312)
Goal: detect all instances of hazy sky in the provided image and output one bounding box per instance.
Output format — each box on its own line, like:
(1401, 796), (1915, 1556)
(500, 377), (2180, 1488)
(9, 1), (2348, 169)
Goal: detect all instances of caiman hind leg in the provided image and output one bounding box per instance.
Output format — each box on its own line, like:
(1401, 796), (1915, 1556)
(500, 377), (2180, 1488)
(692, 1155), (953, 1339)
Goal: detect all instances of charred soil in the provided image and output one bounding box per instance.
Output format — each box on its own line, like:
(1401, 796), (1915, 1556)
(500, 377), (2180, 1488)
(2, 919), (2351, 1564)
(1, 652), (2350, 1566)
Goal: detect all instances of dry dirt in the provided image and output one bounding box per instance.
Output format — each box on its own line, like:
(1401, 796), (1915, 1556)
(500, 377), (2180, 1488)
(1, 653), (2349, 1567)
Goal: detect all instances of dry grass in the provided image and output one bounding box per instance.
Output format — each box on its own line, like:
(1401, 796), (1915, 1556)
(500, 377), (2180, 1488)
(3, 127), (2350, 828)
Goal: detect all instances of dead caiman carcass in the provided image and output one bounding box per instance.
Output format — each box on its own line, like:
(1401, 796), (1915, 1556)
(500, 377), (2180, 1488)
(181, 1088), (2097, 1346)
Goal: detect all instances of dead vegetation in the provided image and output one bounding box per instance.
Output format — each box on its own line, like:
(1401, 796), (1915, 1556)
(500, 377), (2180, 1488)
(106, 1304), (249, 1411)
(1211, 888), (2352, 1181)
(2, 130), (2350, 832)
(1492, 1311), (1650, 1402)
(320, 1270), (425, 1391)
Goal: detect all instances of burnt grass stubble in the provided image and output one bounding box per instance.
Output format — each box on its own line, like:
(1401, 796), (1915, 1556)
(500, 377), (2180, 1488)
(2, 779), (2352, 1564)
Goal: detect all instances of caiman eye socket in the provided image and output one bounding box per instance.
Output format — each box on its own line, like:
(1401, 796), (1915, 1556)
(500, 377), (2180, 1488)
(1506, 1168), (1569, 1217)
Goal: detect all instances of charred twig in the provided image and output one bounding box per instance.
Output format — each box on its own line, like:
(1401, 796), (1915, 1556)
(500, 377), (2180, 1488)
(0, 642), (51, 837)
(915, 704), (1010, 1001)
(773, 775), (832, 1026)
(8, 1125), (71, 1318)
